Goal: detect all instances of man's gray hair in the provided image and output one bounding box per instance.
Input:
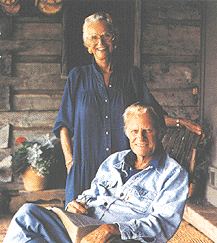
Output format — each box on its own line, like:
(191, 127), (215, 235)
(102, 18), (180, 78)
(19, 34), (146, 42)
(83, 12), (119, 48)
(123, 103), (161, 135)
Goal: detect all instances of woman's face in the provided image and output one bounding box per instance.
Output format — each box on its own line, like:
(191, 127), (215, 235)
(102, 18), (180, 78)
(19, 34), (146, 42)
(86, 20), (114, 64)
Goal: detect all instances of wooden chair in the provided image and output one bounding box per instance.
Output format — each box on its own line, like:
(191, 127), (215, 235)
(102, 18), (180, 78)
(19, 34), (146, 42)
(162, 126), (203, 197)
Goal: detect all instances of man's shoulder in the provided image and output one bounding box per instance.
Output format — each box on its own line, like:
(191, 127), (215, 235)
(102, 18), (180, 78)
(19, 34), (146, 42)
(162, 153), (188, 176)
(102, 150), (131, 167)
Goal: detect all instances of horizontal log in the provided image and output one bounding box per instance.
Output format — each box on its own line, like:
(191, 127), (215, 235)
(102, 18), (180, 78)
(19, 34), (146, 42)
(143, 62), (200, 89)
(0, 40), (61, 55)
(13, 90), (64, 95)
(0, 77), (67, 90)
(14, 23), (62, 40)
(0, 111), (58, 128)
(142, 24), (200, 55)
(16, 55), (61, 63)
(143, 18), (201, 27)
(143, 1), (201, 22)
(142, 54), (200, 64)
(17, 16), (62, 23)
(151, 89), (199, 107)
(163, 106), (199, 121)
(15, 63), (67, 90)
(13, 94), (62, 111)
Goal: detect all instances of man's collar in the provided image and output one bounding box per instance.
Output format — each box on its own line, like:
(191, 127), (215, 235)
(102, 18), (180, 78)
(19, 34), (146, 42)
(121, 145), (165, 171)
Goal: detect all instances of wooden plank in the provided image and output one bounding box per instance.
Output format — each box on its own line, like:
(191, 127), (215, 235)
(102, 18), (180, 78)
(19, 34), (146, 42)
(0, 124), (11, 149)
(143, 62), (200, 89)
(0, 85), (10, 111)
(13, 94), (62, 111)
(17, 40), (61, 55)
(0, 40), (61, 55)
(134, 0), (142, 68)
(15, 63), (66, 90)
(61, 6), (69, 78)
(0, 52), (12, 77)
(163, 106), (199, 120)
(0, 111), (58, 128)
(0, 16), (13, 40)
(14, 23), (62, 40)
(17, 16), (62, 23)
(0, 76), (66, 90)
(183, 200), (217, 243)
(151, 89), (199, 107)
(142, 24), (200, 55)
(143, 0), (201, 23)
(199, 1), (206, 124)
(142, 54), (200, 64)
(16, 55), (61, 63)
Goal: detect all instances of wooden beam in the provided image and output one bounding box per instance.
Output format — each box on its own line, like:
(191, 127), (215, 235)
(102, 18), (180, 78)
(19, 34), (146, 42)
(61, 6), (69, 79)
(134, 0), (141, 68)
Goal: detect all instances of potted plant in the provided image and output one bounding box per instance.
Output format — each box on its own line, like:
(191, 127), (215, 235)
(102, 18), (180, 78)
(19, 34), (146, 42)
(12, 134), (59, 191)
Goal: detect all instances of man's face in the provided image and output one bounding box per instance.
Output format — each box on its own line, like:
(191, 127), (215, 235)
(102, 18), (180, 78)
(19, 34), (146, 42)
(126, 113), (157, 160)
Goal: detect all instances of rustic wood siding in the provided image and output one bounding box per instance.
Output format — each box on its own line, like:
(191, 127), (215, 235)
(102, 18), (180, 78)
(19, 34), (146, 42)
(0, 12), (64, 174)
(141, 0), (202, 120)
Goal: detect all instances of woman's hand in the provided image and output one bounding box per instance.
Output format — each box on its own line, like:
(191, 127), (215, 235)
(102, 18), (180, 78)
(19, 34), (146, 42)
(180, 118), (205, 139)
(66, 200), (88, 214)
(80, 224), (121, 243)
(164, 116), (205, 139)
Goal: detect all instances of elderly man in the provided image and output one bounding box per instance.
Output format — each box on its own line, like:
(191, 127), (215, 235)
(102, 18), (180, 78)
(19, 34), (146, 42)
(4, 103), (189, 243)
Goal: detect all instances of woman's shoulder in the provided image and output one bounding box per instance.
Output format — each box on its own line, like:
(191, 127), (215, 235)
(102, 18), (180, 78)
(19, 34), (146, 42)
(68, 64), (93, 77)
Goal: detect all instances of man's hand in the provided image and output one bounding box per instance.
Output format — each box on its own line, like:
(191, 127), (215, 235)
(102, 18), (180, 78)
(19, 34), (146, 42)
(80, 224), (121, 243)
(66, 200), (88, 214)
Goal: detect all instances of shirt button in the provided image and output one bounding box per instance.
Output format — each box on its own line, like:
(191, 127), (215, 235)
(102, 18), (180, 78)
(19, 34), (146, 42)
(109, 84), (112, 88)
(120, 193), (124, 197)
(105, 116), (109, 119)
(106, 147), (110, 151)
(105, 99), (108, 102)
(104, 202), (108, 206)
(105, 131), (109, 135)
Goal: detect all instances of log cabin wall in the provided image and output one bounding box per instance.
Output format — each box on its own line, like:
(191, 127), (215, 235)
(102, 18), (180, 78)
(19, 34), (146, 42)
(0, 2), (65, 191)
(137, 0), (202, 121)
(0, 0), (135, 193)
(0, 0), (203, 192)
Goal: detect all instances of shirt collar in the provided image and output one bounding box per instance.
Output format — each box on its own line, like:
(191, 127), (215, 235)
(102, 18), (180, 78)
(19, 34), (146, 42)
(114, 146), (166, 173)
(92, 58), (115, 73)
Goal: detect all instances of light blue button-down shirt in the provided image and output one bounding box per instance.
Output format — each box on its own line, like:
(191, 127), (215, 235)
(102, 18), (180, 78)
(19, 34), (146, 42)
(77, 149), (189, 243)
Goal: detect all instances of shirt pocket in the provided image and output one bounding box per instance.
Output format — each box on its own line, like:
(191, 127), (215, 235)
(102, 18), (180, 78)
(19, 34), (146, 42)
(126, 186), (157, 213)
(98, 180), (118, 196)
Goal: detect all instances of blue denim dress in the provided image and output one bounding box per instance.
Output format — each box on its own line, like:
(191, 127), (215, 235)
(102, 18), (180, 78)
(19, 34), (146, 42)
(53, 60), (166, 206)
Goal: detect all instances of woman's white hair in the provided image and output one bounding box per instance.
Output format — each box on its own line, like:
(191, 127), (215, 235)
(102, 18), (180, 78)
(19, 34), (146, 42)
(83, 12), (119, 48)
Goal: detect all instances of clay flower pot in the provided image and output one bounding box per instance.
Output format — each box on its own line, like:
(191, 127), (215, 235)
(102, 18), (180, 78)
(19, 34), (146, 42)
(22, 166), (48, 191)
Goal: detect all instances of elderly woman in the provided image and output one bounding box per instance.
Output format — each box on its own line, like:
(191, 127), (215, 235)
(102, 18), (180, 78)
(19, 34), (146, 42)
(53, 12), (202, 208)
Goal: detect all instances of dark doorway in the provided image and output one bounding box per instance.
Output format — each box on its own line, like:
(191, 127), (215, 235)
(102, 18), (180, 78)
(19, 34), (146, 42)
(63, 0), (135, 75)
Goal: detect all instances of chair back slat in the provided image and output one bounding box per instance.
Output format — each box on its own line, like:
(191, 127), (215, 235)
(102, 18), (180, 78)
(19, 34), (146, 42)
(162, 127), (202, 175)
